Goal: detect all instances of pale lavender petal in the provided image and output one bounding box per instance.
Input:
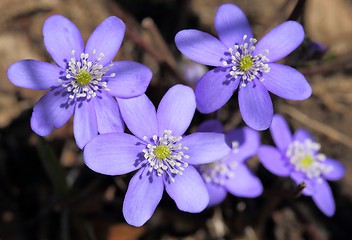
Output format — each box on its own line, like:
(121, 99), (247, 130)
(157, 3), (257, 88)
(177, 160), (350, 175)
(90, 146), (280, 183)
(290, 171), (315, 196)
(157, 84), (196, 136)
(311, 180), (335, 216)
(206, 183), (227, 207)
(123, 169), (164, 227)
(92, 91), (124, 134)
(43, 15), (84, 69)
(195, 68), (240, 113)
(7, 60), (62, 90)
(197, 119), (223, 133)
(238, 80), (273, 130)
(30, 88), (75, 136)
(175, 30), (228, 66)
(85, 16), (125, 66)
(270, 114), (293, 152)
(165, 165), (208, 212)
(106, 61), (152, 98)
(225, 126), (260, 162)
(262, 64), (312, 100)
(181, 132), (230, 165)
(323, 158), (345, 181)
(118, 94), (158, 140)
(258, 145), (290, 176)
(254, 21), (304, 62)
(215, 3), (252, 48)
(73, 100), (98, 149)
(294, 128), (315, 142)
(225, 164), (263, 197)
(84, 133), (143, 175)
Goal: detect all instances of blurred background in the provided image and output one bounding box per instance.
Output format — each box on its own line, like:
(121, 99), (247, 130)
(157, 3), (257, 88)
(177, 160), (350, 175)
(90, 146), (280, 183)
(0, 0), (352, 239)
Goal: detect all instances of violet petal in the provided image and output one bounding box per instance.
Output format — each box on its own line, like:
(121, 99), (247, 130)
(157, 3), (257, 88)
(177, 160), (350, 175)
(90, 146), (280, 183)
(30, 88), (75, 136)
(85, 16), (125, 66)
(43, 15), (84, 69)
(123, 169), (164, 226)
(165, 165), (209, 212)
(84, 132), (143, 175)
(262, 63), (311, 100)
(7, 60), (62, 90)
(215, 3), (253, 48)
(195, 68), (240, 113)
(258, 145), (291, 177)
(238, 80), (273, 130)
(157, 84), (196, 136)
(107, 61), (152, 98)
(175, 30), (228, 66)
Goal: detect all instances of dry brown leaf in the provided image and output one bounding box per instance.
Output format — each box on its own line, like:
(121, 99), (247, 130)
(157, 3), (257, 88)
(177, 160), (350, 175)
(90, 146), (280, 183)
(305, 0), (352, 55)
(0, 32), (44, 93)
(0, 92), (30, 128)
(107, 223), (145, 240)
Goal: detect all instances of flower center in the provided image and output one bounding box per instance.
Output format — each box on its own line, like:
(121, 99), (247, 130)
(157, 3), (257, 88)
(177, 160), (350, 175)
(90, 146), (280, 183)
(198, 141), (239, 185)
(154, 145), (172, 159)
(198, 160), (236, 186)
(222, 35), (270, 87)
(142, 130), (189, 182)
(301, 155), (314, 167)
(76, 70), (92, 85)
(58, 50), (116, 100)
(286, 139), (332, 180)
(239, 55), (253, 71)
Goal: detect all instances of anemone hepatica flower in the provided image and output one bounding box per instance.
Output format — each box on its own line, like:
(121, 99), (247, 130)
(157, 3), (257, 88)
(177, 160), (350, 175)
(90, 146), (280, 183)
(175, 4), (312, 130)
(84, 85), (230, 226)
(196, 120), (262, 206)
(7, 15), (152, 148)
(258, 114), (345, 216)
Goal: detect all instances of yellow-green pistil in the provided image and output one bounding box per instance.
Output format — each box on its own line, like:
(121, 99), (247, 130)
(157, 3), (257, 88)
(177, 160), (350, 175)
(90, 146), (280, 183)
(287, 140), (332, 179)
(223, 35), (270, 87)
(76, 70), (92, 85)
(143, 130), (189, 182)
(59, 50), (113, 100)
(154, 145), (171, 159)
(300, 155), (314, 167)
(239, 55), (253, 71)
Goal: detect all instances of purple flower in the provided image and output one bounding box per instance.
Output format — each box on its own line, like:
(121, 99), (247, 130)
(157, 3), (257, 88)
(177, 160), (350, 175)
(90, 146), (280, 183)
(179, 61), (208, 84)
(258, 114), (345, 216)
(197, 120), (263, 206)
(175, 4), (312, 130)
(83, 85), (230, 226)
(7, 15), (152, 148)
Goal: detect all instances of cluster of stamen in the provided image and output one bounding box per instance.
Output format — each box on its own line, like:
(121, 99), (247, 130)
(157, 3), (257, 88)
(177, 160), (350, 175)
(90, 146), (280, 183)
(222, 35), (270, 87)
(198, 141), (239, 185)
(142, 130), (189, 182)
(286, 139), (332, 180)
(58, 50), (115, 100)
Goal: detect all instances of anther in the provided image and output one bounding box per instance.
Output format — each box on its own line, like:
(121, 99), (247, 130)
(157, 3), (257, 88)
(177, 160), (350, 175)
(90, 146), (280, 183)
(142, 130), (189, 182)
(225, 35), (270, 87)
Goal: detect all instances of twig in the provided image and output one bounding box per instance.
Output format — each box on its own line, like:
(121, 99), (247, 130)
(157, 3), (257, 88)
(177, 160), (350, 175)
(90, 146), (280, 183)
(298, 53), (352, 76)
(293, 181), (306, 198)
(106, 0), (187, 85)
(142, 17), (177, 69)
(278, 104), (352, 149)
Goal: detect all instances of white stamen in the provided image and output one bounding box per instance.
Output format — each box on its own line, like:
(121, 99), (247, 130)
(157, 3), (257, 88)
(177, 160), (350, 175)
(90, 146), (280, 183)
(58, 49), (116, 100)
(232, 141), (239, 154)
(142, 130), (189, 183)
(198, 159), (235, 186)
(286, 139), (333, 180)
(222, 35), (270, 87)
